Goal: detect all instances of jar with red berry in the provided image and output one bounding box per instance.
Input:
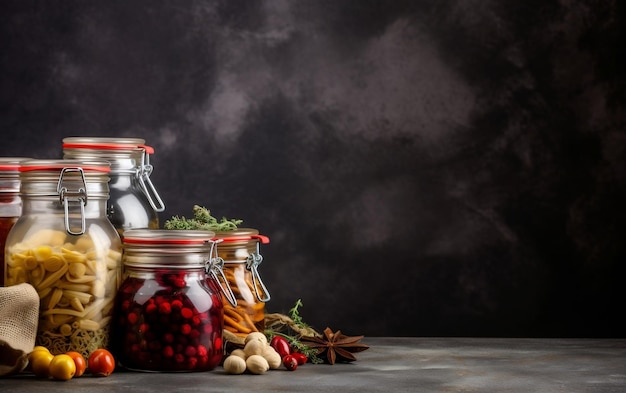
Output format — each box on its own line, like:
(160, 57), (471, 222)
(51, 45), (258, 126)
(213, 228), (271, 339)
(114, 229), (232, 372)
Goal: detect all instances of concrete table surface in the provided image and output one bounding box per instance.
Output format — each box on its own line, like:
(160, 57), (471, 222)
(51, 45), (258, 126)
(2, 337), (625, 392)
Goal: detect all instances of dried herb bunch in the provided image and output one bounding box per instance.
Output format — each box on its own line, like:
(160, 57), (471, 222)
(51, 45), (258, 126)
(164, 205), (243, 231)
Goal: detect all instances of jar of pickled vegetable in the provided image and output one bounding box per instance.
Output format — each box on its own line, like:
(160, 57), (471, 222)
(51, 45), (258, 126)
(3, 159), (122, 357)
(62, 137), (165, 236)
(114, 229), (234, 372)
(0, 157), (29, 287)
(214, 229), (271, 338)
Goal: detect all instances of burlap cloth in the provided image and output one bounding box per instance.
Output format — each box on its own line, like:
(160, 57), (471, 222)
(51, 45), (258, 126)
(0, 283), (39, 376)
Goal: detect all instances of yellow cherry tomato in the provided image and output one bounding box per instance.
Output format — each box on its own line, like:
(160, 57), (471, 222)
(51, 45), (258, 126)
(28, 346), (51, 365)
(49, 354), (76, 381)
(29, 350), (54, 378)
(31, 346), (51, 354)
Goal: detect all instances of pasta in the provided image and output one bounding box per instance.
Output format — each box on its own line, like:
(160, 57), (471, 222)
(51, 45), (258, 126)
(221, 263), (267, 336)
(5, 228), (121, 357)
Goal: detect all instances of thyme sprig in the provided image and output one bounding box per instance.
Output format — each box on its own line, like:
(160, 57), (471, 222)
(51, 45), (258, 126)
(289, 299), (312, 331)
(164, 205), (243, 231)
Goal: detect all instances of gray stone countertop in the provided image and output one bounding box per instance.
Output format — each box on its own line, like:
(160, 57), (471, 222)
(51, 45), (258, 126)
(2, 337), (625, 392)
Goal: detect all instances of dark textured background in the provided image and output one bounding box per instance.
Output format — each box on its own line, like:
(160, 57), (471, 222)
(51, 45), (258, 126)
(2, 1), (625, 338)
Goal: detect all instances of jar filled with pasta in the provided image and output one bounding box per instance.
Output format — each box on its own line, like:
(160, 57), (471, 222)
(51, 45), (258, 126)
(3, 159), (122, 358)
(62, 137), (165, 236)
(114, 229), (234, 372)
(0, 157), (29, 287)
(214, 229), (271, 339)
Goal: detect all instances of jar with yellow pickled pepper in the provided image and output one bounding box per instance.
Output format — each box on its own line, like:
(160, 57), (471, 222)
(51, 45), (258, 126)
(62, 137), (165, 236)
(0, 157), (29, 287)
(213, 228), (270, 338)
(3, 159), (122, 357)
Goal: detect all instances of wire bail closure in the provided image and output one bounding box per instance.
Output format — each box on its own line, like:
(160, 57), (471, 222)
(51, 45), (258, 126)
(206, 239), (237, 307)
(246, 241), (271, 302)
(56, 167), (88, 235)
(137, 146), (166, 212)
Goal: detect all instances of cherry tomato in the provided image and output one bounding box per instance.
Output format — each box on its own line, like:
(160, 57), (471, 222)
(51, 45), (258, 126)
(65, 351), (87, 377)
(88, 349), (116, 377)
(31, 346), (51, 355)
(282, 354), (298, 371)
(29, 350), (54, 378)
(270, 336), (291, 358)
(291, 352), (308, 365)
(49, 354), (76, 381)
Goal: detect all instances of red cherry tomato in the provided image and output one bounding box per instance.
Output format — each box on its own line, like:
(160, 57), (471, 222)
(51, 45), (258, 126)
(282, 354), (298, 371)
(88, 349), (116, 377)
(65, 351), (87, 377)
(291, 352), (308, 365)
(270, 336), (291, 358)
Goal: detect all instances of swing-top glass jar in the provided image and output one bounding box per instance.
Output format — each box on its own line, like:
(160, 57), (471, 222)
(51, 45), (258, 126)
(213, 228), (271, 338)
(0, 157), (29, 287)
(4, 159), (122, 357)
(114, 229), (235, 372)
(62, 137), (165, 235)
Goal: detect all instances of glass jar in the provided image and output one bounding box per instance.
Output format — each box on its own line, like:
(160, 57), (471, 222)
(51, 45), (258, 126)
(214, 228), (271, 338)
(3, 159), (122, 357)
(62, 137), (165, 236)
(114, 229), (233, 372)
(0, 157), (29, 287)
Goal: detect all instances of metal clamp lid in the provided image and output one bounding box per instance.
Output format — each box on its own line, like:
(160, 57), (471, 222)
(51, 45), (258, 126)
(56, 167), (88, 235)
(137, 145), (166, 213)
(246, 241), (271, 303)
(213, 233), (271, 303)
(206, 239), (237, 307)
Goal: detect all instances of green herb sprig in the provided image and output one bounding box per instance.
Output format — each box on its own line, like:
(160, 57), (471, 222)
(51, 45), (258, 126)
(265, 299), (323, 363)
(164, 205), (243, 231)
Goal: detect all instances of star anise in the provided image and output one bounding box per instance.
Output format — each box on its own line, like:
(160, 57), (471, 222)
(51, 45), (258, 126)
(300, 327), (369, 364)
